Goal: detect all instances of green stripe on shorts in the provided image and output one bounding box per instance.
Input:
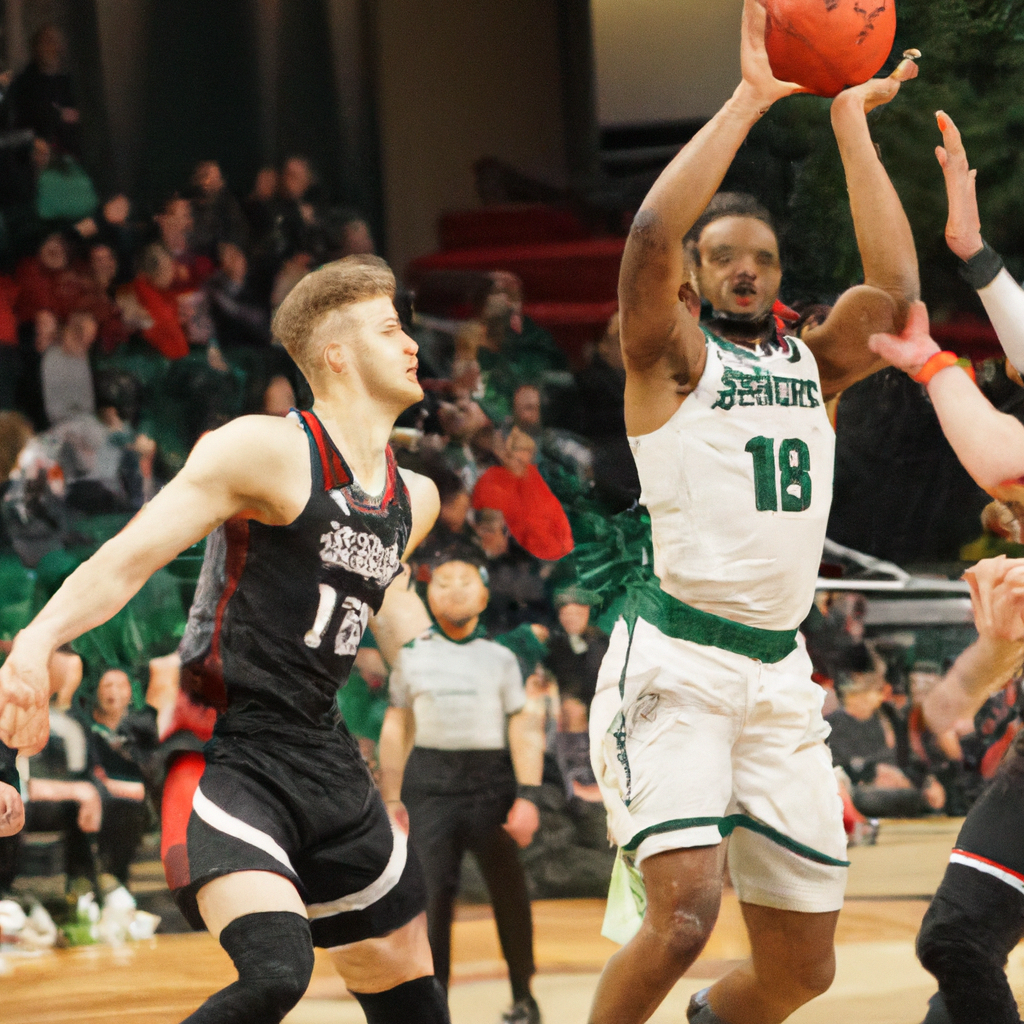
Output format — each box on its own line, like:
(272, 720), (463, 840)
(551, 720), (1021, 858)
(621, 814), (850, 867)
(622, 575), (798, 664)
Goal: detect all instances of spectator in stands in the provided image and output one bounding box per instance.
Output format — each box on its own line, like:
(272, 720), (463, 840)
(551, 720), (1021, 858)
(827, 644), (946, 817)
(380, 549), (545, 1024)
(81, 241), (129, 354)
(242, 166), (278, 242)
(205, 241), (270, 349)
(545, 587), (607, 720)
(475, 272), (568, 422)
(1, 25), (80, 156)
(271, 155), (329, 264)
(78, 194), (139, 285)
(410, 467), (476, 574)
(80, 668), (155, 888)
(41, 309), (97, 425)
(0, 411), (34, 554)
(188, 160), (248, 259)
(573, 311), (641, 509)
(546, 586), (606, 803)
(0, 274), (20, 410)
(14, 230), (88, 324)
(127, 243), (189, 360)
(507, 382), (591, 493)
(472, 508), (552, 633)
(3, 406), (150, 565)
(438, 391), (494, 491)
(153, 195), (213, 294)
(472, 427), (573, 561)
(33, 142), (98, 228)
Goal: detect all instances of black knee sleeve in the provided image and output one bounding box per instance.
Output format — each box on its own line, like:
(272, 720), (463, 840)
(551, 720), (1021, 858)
(917, 869), (1024, 1024)
(351, 976), (451, 1024)
(183, 911), (315, 1024)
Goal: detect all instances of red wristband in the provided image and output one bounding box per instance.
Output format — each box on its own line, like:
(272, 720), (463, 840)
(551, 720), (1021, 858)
(913, 350), (975, 385)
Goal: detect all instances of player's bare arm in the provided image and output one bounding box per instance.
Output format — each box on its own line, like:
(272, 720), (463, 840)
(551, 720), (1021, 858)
(936, 110), (1024, 373)
(923, 556), (1024, 733)
(620, 0), (802, 436)
(803, 58), (921, 398)
(871, 302), (1024, 490)
(0, 414), (311, 755)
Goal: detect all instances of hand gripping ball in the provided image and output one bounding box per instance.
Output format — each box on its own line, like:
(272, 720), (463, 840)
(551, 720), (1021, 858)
(764, 0), (897, 97)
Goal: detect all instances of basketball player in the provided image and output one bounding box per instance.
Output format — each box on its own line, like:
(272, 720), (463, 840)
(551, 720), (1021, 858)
(587, 3), (921, 1023)
(0, 255), (451, 1024)
(869, 111), (1024, 1024)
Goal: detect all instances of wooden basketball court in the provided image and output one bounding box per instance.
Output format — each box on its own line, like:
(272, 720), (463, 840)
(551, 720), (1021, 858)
(5, 819), (1022, 1023)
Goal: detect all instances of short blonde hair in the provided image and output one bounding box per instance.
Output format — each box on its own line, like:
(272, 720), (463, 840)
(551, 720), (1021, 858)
(272, 254), (396, 376)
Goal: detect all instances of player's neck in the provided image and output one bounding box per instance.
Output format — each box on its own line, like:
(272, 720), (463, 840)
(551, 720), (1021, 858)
(311, 392), (395, 494)
(704, 308), (776, 349)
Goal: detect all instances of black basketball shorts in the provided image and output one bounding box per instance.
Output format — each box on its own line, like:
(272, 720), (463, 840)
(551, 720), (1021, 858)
(163, 731), (425, 948)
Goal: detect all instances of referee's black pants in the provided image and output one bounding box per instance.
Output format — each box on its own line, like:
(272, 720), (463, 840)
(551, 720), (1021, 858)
(403, 747), (535, 997)
(918, 737), (1024, 1024)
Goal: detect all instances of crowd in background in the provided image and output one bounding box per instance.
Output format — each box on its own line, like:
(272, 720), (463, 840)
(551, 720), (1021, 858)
(0, 23), (1021, 912)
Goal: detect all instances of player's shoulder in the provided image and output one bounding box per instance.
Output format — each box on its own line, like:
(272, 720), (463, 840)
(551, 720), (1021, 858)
(398, 466), (439, 506)
(196, 413), (306, 458)
(183, 414), (309, 499)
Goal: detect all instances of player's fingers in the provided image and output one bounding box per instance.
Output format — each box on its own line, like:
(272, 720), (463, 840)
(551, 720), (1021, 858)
(890, 57), (919, 83)
(867, 331), (898, 359)
(936, 110), (966, 154)
(935, 145), (948, 170)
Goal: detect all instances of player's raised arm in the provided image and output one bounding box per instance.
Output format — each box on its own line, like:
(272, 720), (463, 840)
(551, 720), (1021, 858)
(936, 110), (1024, 374)
(870, 302), (1024, 490)
(923, 556), (1024, 733)
(619, 0), (803, 434)
(0, 415), (309, 755)
(803, 58), (921, 397)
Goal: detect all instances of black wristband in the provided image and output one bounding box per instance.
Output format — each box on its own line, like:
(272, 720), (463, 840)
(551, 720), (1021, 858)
(958, 240), (1004, 291)
(517, 784), (543, 804)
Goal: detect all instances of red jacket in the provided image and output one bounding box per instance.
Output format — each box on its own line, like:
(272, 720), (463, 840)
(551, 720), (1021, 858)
(132, 276), (189, 360)
(472, 464), (573, 561)
(14, 256), (89, 323)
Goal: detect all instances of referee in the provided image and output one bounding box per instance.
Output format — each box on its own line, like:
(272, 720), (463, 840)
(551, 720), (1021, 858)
(380, 545), (545, 1024)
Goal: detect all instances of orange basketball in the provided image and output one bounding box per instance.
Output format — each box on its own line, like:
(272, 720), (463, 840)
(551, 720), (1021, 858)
(764, 0), (897, 98)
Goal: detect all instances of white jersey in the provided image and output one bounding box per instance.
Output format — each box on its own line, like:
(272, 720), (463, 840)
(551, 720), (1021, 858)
(629, 328), (834, 631)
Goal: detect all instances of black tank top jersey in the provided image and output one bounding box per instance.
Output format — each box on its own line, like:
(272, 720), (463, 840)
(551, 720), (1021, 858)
(179, 410), (411, 730)
(0, 740), (18, 790)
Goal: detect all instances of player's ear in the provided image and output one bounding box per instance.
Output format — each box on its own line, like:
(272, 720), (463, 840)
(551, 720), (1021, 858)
(679, 280), (701, 318)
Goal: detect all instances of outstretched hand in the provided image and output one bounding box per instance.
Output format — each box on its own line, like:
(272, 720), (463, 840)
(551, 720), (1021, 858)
(832, 55), (919, 116)
(738, 0), (806, 111)
(935, 111), (983, 261)
(0, 642), (53, 756)
(868, 301), (940, 377)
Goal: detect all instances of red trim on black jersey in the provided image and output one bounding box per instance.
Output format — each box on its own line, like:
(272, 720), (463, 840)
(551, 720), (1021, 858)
(344, 445), (400, 517)
(160, 751), (206, 890)
(200, 516), (250, 712)
(951, 849), (1024, 884)
(299, 410), (351, 491)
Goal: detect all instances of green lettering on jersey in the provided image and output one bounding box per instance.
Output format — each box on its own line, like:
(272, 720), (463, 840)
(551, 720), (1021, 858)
(713, 367), (820, 412)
